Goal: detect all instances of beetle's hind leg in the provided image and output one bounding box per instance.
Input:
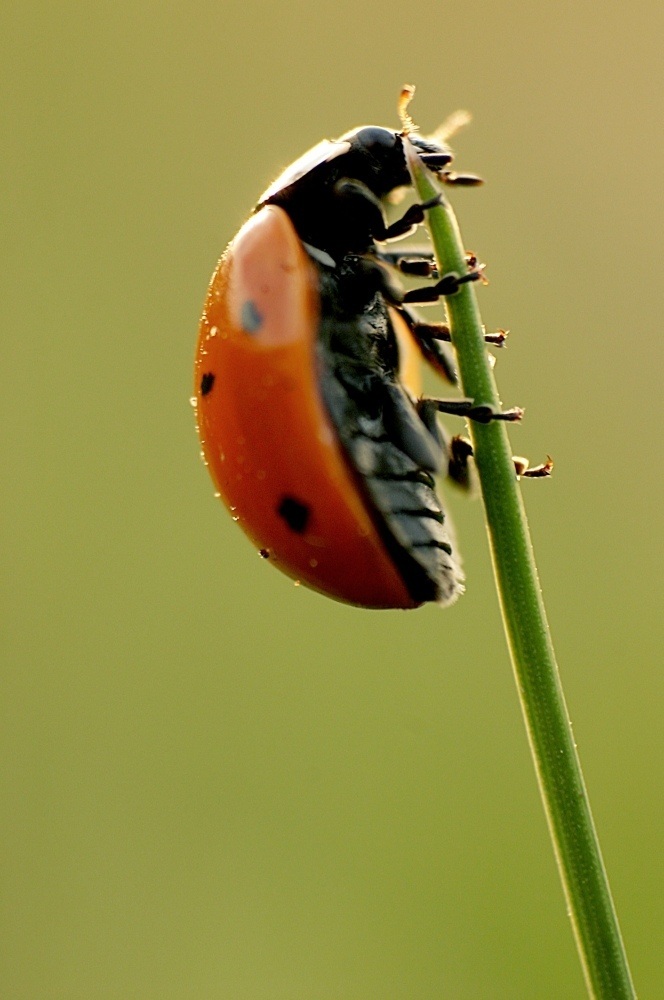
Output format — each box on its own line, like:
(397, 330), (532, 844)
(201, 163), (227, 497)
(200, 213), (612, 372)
(418, 404), (552, 487)
(514, 456), (554, 479)
(443, 434), (553, 486)
(417, 402), (475, 491)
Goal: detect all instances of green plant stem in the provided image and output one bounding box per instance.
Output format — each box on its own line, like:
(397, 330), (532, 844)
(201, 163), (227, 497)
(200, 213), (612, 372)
(406, 141), (636, 999)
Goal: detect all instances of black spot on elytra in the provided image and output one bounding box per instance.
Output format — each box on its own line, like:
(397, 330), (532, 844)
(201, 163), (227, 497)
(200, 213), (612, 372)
(241, 300), (263, 334)
(200, 372), (215, 395)
(259, 548), (270, 559)
(277, 495), (310, 534)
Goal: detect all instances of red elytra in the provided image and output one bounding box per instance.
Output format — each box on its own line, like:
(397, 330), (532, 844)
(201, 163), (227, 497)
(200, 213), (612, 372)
(194, 204), (424, 609)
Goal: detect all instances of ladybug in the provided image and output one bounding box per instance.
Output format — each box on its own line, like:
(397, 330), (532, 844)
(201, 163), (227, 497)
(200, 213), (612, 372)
(194, 107), (511, 609)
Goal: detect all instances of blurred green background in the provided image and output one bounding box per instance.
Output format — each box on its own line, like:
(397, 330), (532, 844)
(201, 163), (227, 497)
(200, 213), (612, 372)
(3, 0), (662, 996)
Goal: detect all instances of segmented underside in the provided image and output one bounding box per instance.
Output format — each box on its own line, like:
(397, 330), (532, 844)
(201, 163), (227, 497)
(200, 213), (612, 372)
(317, 285), (464, 606)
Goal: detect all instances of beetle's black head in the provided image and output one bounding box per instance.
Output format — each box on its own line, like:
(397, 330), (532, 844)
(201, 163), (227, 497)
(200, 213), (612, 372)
(258, 123), (457, 256)
(339, 126), (453, 198)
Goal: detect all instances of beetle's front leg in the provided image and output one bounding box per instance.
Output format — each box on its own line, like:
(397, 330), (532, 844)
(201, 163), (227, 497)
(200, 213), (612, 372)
(334, 179), (442, 243)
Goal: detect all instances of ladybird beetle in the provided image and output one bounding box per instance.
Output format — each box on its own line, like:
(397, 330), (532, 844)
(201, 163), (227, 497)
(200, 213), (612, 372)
(194, 105), (514, 609)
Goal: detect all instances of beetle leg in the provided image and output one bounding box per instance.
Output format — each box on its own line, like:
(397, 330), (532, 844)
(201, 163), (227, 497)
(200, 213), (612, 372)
(403, 314), (507, 348)
(334, 181), (443, 244)
(378, 196), (443, 241)
(422, 396), (524, 423)
(398, 309), (451, 339)
(392, 306), (457, 385)
(415, 406), (475, 491)
(420, 406), (550, 487)
(438, 433), (552, 485)
(357, 254), (482, 318)
(379, 248), (483, 276)
(514, 455), (554, 479)
(439, 171), (484, 187)
(333, 178), (389, 240)
(402, 265), (486, 303)
(392, 306), (506, 389)
(445, 434), (476, 491)
(483, 328), (508, 346)
(447, 434), (476, 489)
(403, 319), (506, 347)
(378, 248), (436, 274)
(391, 255), (439, 278)
(353, 255), (406, 305)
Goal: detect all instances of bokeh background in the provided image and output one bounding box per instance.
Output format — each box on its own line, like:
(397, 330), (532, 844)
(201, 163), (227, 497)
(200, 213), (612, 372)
(3, 1), (662, 996)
